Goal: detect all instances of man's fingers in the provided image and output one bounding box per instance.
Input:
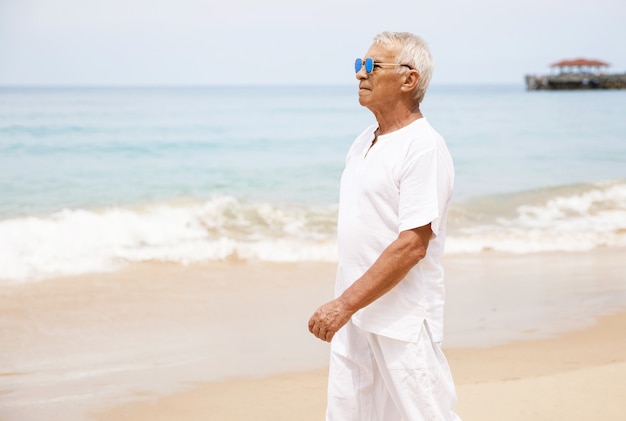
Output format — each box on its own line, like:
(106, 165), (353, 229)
(309, 305), (340, 341)
(308, 316), (315, 333)
(317, 328), (335, 342)
(309, 316), (332, 341)
(308, 309), (323, 333)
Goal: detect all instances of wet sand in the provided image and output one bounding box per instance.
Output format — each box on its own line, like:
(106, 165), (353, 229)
(0, 248), (625, 420)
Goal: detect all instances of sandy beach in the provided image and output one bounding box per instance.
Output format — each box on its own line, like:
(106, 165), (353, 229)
(95, 312), (626, 421)
(1, 248), (625, 420)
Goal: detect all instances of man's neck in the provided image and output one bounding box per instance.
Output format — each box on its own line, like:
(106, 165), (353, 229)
(372, 105), (423, 136)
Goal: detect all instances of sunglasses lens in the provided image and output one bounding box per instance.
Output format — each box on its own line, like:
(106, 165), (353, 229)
(355, 58), (363, 73)
(355, 58), (375, 73)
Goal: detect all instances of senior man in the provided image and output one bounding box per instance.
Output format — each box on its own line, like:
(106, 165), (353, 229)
(308, 32), (461, 420)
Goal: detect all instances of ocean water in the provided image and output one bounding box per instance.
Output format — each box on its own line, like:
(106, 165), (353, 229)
(1, 85), (625, 283)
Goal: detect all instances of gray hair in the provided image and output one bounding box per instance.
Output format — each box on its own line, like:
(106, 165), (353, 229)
(373, 32), (434, 104)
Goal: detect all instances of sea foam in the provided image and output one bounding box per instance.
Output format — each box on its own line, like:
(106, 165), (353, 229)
(1, 181), (625, 283)
(446, 180), (626, 254)
(0, 196), (338, 283)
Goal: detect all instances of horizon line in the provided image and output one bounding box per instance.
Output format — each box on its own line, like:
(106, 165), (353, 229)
(0, 82), (524, 89)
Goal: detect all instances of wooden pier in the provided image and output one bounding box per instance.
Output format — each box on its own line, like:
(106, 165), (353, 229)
(525, 58), (626, 90)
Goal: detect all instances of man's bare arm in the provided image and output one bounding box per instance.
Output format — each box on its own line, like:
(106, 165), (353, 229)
(308, 224), (432, 342)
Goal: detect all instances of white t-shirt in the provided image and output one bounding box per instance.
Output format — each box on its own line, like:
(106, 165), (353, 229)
(336, 118), (454, 342)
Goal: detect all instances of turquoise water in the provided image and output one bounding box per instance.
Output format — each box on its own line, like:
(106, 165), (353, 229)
(1, 85), (625, 281)
(0, 86), (364, 216)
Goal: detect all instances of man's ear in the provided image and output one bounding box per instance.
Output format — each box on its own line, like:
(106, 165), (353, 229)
(401, 70), (420, 93)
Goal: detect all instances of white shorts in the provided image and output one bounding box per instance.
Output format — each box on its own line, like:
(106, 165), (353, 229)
(326, 320), (461, 421)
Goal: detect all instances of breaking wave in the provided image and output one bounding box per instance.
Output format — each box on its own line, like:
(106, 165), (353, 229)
(1, 179), (625, 283)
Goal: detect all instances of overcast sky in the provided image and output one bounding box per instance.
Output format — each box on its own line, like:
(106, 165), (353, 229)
(1, 0), (625, 86)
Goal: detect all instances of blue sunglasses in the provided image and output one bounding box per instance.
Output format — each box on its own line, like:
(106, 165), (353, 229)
(355, 58), (414, 74)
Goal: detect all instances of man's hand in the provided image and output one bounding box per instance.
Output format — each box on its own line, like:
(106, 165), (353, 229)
(308, 298), (354, 342)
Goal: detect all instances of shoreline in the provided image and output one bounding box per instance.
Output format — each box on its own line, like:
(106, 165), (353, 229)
(1, 248), (625, 420)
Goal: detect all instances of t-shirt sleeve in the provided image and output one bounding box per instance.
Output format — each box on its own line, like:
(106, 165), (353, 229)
(398, 146), (451, 235)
